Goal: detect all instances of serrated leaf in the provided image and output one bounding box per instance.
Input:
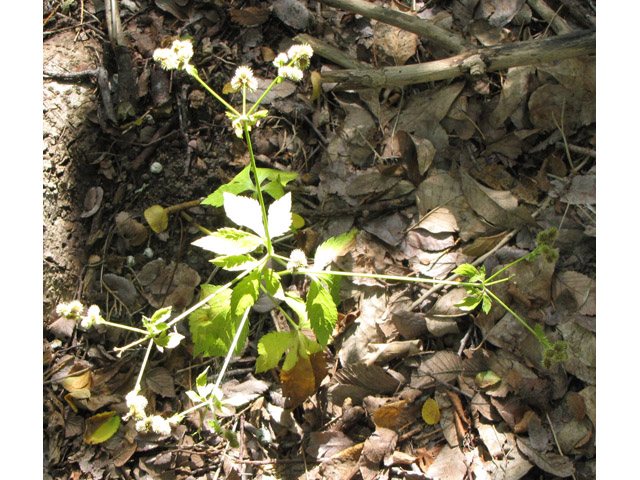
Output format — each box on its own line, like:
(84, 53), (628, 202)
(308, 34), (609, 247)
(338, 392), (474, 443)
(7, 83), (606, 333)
(230, 270), (261, 318)
(202, 167), (298, 207)
(481, 294), (492, 314)
(202, 167), (254, 207)
(313, 229), (358, 270)
(189, 286), (233, 357)
(255, 330), (297, 372)
(193, 228), (264, 255)
(223, 193), (265, 237)
(306, 279), (338, 347)
(262, 268), (283, 298)
(267, 192), (292, 239)
(83, 411), (121, 444)
(453, 264), (480, 279)
(284, 292), (309, 327)
(421, 398), (441, 425)
(210, 254), (260, 271)
(186, 390), (201, 403)
(455, 294), (483, 311)
(151, 307), (172, 324)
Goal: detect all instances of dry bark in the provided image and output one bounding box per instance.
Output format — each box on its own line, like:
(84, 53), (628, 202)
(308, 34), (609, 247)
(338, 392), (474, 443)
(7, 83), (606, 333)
(313, 30), (595, 90)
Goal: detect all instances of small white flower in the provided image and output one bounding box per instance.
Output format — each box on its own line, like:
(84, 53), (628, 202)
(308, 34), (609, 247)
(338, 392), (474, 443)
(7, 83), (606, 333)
(153, 39), (194, 72)
(230, 66), (258, 92)
(287, 249), (308, 271)
(135, 418), (151, 433)
(150, 415), (172, 435)
(287, 44), (313, 69)
(57, 300), (84, 319)
(126, 391), (148, 420)
(80, 304), (104, 330)
(273, 53), (289, 68)
(278, 66), (303, 82)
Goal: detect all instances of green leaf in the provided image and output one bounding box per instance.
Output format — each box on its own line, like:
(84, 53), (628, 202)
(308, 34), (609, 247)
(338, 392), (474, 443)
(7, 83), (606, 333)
(202, 167), (298, 207)
(83, 411), (121, 445)
(192, 228), (264, 255)
(189, 285), (233, 357)
(255, 331), (297, 373)
(267, 192), (292, 239)
(196, 367), (210, 389)
(455, 294), (482, 311)
(314, 229), (358, 270)
(262, 268), (283, 298)
(230, 270), (261, 318)
(481, 294), (492, 314)
(202, 167), (254, 207)
(151, 307), (172, 324)
(282, 337), (301, 371)
(210, 254), (261, 271)
(306, 278), (338, 347)
(284, 292), (309, 327)
(223, 193), (265, 237)
(453, 264), (480, 279)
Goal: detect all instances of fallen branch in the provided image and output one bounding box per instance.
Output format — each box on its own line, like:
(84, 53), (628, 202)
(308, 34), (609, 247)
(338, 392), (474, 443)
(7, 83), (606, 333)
(320, 0), (472, 54)
(317, 29), (595, 90)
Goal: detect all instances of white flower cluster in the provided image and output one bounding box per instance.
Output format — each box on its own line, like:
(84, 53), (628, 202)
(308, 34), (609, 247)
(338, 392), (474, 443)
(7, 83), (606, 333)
(56, 301), (105, 330)
(56, 300), (84, 319)
(230, 66), (258, 93)
(287, 249), (308, 271)
(125, 389), (177, 436)
(274, 44), (313, 82)
(153, 39), (194, 72)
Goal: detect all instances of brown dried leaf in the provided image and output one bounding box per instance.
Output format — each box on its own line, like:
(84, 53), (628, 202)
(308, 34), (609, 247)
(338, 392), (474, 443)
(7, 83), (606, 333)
(115, 211), (148, 246)
(412, 350), (463, 389)
(517, 437), (575, 477)
(360, 427), (398, 480)
(272, 0), (309, 30)
(460, 169), (536, 229)
(281, 352), (327, 409)
(373, 20), (418, 66)
(80, 186), (103, 218)
(306, 431), (355, 459)
(144, 367), (176, 397)
(102, 273), (138, 307)
(229, 6), (269, 26)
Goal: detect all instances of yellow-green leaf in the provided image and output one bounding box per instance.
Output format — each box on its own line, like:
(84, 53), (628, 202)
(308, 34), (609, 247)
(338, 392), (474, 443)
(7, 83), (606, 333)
(144, 205), (169, 233)
(475, 370), (501, 389)
(292, 213), (305, 229)
(83, 411), (121, 444)
(421, 398), (441, 425)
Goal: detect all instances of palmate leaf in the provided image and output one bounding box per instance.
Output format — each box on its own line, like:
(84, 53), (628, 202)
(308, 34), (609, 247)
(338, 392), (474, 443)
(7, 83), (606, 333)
(210, 254), (261, 271)
(453, 264), (480, 279)
(223, 192), (265, 237)
(192, 228), (264, 255)
(267, 192), (292, 239)
(306, 278), (338, 347)
(455, 294), (483, 311)
(230, 270), (261, 318)
(202, 166), (298, 207)
(313, 229), (358, 270)
(255, 330), (297, 373)
(188, 285), (235, 357)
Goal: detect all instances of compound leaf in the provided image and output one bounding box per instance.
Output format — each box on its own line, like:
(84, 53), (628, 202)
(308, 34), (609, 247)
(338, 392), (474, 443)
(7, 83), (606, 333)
(223, 192), (265, 237)
(267, 192), (292, 239)
(255, 331), (297, 373)
(230, 270), (261, 318)
(193, 228), (264, 255)
(313, 229), (358, 270)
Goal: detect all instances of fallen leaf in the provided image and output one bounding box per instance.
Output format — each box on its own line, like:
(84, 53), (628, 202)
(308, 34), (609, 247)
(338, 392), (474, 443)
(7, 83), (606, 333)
(272, 0), (309, 30)
(229, 6), (269, 26)
(359, 427), (397, 480)
(115, 211), (148, 247)
(517, 437), (575, 477)
(281, 351), (327, 409)
(102, 273), (138, 307)
(80, 186), (104, 218)
(306, 431), (355, 458)
(421, 398), (441, 425)
(144, 367), (176, 397)
(144, 205), (169, 233)
(83, 411), (121, 444)
(373, 16), (418, 65)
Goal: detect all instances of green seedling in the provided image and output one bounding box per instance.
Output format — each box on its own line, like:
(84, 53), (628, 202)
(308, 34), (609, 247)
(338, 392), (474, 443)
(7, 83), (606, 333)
(57, 39), (566, 442)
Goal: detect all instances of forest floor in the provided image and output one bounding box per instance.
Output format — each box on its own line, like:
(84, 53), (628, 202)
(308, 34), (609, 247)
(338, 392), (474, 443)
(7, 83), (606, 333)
(43, 1), (596, 479)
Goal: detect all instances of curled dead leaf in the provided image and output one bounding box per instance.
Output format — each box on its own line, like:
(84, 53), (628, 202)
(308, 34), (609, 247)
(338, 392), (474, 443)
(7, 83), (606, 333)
(144, 205), (169, 233)
(115, 211), (148, 246)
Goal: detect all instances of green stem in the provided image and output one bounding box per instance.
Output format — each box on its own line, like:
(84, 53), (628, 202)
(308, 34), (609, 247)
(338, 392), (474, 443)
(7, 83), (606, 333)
(485, 289), (549, 346)
(485, 251), (535, 283)
(259, 284), (298, 330)
(244, 123), (272, 254)
(214, 306), (251, 390)
(100, 320), (148, 335)
(191, 71), (241, 116)
(247, 76), (282, 116)
(134, 338), (155, 391)
(114, 335), (152, 354)
(297, 268), (482, 288)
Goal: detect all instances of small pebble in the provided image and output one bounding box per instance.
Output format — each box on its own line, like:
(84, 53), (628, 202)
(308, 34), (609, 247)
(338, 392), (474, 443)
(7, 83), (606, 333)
(143, 248), (154, 259)
(150, 162), (163, 174)
(126, 256), (136, 267)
